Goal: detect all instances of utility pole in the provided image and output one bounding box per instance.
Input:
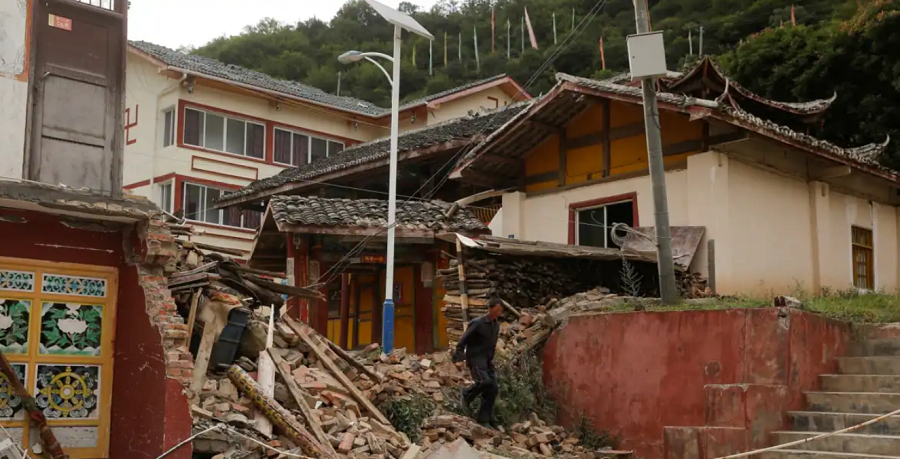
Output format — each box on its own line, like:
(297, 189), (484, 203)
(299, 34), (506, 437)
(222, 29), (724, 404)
(699, 26), (704, 56)
(631, 0), (679, 304)
(336, 71), (342, 96)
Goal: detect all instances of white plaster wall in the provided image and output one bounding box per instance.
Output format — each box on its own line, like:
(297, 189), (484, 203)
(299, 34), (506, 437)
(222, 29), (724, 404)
(0, 78), (27, 179)
(0, 0), (29, 180)
(429, 86), (515, 125)
(520, 170), (690, 244)
(124, 54), (174, 189)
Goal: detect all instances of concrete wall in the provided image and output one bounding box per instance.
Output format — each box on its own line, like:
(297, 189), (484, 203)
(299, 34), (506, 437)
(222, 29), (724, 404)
(0, 0), (30, 179)
(429, 86), (514, 125)
(542, 308), (850, 459)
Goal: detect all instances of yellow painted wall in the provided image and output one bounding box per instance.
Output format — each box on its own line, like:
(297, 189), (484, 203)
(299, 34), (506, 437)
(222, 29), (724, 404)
(429, 86), (516, 125)
(524, 100), (703, 192)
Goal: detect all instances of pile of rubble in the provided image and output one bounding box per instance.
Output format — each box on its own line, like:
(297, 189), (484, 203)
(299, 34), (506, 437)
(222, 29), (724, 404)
(419, 413), (624, 459)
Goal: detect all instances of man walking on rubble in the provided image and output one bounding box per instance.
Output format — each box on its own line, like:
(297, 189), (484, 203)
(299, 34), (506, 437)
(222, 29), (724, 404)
(452, 297), (504, 429)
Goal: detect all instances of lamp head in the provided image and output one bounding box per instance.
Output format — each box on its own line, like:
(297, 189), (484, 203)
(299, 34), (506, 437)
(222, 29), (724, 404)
(338, 51), (365, 65)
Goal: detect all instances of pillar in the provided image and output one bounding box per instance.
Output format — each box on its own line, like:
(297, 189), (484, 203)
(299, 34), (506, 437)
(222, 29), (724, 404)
(808, 181), (831, 293)
(501, 191), (526, 239)
(339, 273), (350, 349)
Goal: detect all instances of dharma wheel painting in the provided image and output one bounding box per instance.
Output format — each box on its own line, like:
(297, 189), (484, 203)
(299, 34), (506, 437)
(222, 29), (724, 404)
(35, 365), (100, 419)
(0, 299), (30, 354)
(40, 302), (102, 356)
(0, 364), (26, 420)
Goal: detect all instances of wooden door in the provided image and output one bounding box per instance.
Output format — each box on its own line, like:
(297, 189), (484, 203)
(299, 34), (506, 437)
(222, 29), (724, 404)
(393, 266), (416, 352)
(28, 0), (125, 194)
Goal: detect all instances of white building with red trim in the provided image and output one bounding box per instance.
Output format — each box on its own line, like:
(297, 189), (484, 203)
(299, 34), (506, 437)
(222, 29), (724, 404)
(123, 41), (527, 260)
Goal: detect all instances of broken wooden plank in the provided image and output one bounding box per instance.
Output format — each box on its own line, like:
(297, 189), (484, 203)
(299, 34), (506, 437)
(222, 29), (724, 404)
(268, 348), (337, 457)
(235, 265), (286, 279)
(227, 365), (329, 457)
(175, 239), (247, 257)
(304, 324), (382, 382)
(169, 261), (218, 278)
(0, 350), (66, 459)
(185, 290), (201, 345)
(244, 274), (323, 299)
(500, 299), (521, 319)
(284, 316), (392, 426)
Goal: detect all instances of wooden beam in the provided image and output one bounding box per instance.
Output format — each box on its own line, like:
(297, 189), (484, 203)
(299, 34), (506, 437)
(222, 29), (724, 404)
(267, 349), (338, 457)
(339, 274), (350, 349)
(558, 132), (568, 186)
(482, 154), (522, 168)
(602, 99), (612, 177)
(284, 316), (392, 425)
(315, 328), (382, 382)
(566, 122), (646, 151)
(662, 140), (703, 157)
(524, 171), (558, 186)
(527, 119), (563, 133)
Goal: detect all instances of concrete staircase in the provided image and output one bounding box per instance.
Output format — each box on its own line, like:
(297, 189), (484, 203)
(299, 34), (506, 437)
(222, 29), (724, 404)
(764, 337), (900, 459)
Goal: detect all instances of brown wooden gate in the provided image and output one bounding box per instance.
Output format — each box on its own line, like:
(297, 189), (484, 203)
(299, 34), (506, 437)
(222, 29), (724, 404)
(27, 0), (125, 195)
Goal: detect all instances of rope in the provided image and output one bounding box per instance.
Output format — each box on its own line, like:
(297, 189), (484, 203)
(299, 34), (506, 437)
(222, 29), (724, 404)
(713, 406), (900, 459)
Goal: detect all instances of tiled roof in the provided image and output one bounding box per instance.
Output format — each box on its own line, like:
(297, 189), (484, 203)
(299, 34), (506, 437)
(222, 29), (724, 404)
(130, 41), (386, 116)
(131, 41), (519, 119)
(217, 101), (533, 205)
(269, 195), (487, 232)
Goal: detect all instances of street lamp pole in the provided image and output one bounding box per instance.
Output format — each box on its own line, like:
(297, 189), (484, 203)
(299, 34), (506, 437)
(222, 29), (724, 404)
(339, 0), (432, 353)
(382, 24), (403, 353)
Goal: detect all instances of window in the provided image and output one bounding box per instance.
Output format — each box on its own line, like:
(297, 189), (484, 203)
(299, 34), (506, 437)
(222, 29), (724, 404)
(162, 108), (175, 147)
(183, 108), (265, 159)
(273, 127), (344, 167)
(576, 200), (635, 249)
(852, 226), (874, 290)
(182, 183), (261, 229)
(0, 260), (117, 457)
(157, 182), (173, 213)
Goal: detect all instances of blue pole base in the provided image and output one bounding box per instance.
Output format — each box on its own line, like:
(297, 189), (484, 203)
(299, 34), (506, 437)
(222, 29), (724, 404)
(382, 299), (395, 353)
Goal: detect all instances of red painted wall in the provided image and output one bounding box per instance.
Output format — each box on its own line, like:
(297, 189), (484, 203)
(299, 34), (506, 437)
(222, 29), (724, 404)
(0, 209), (123, 266)
(109, 265), (169, 458)
(542, 308), (849, 459)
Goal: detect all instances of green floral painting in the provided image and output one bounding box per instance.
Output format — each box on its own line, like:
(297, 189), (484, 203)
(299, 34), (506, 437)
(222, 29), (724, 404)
(40, 303), (102, 356)
(0, 299), (30, 355)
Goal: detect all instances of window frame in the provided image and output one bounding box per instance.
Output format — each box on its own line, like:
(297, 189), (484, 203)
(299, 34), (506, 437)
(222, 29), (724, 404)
(156, 180), (174, 213)
(162, 107), (176, 148)
(181, 182), (260, 230)
(568, 193), (639, 247)
(182, 107), (266, 160)
(851, 225), (875, 290)
(273, 126), (345, 167)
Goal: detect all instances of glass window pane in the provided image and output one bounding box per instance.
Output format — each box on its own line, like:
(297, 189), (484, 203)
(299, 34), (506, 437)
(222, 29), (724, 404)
(328, 141), (344, 156)
(605, 202), (634, 249)
(577, 208), (605, 248)
(247, 123), (265, 159)
(184, 184), (203, 221)
(163, 110), (174, 147)
(205, 114), (225, 151)
(294, 134), (309, 166)
(183, 109), (203, 146)
(226, 118), (246, 155)
(204, 188), (221, 224)
(274, 129), (293, 165)
(311, 137), (328, 162)
(159, 183), (172, 213)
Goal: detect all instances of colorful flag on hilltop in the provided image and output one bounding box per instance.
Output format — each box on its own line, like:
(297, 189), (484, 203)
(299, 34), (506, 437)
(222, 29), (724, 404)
(444, 32), (448, 66)
(474, 26), (480, 71)
(791, 4), (796, 26)
(412, 45), (416, 66)
(599, 37), (606, 70)
(491, 7), (496, 53)
(525, 7), (539, 50)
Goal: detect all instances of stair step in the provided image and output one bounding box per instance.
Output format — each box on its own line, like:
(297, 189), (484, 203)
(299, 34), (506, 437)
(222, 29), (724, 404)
(806, 392), (900, 414)
(849, 339), (900, 357)
(820, 375), (900, 393)
(759, 450), (900, 459)
(789, 411), (900, 436)
(837, 357), (900, 375)
(772, 431), (900, 455)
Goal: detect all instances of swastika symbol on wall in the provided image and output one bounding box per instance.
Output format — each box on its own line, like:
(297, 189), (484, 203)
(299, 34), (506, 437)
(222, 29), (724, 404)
(124, 105), (139, 145)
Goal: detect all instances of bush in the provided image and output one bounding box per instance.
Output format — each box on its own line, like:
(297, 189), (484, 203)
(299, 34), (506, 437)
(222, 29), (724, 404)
(379, 393), (436, 443)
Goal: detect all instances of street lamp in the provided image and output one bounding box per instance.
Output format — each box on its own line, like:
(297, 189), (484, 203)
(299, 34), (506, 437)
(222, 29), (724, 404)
(339, 0), (433, 353)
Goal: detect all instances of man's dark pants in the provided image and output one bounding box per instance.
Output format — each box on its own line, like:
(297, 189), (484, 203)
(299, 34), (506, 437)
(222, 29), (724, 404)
(463, 359), (498, 424)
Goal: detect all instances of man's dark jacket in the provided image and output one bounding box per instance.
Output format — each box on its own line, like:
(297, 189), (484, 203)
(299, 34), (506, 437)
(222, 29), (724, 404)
(453, 315), (500, 365)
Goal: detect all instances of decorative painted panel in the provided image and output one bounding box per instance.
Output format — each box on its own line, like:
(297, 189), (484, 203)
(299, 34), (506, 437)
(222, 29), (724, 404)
(35, 365), (100, 420)
(39, 303), (102, 356)
(30, 426), (99, 449)
(41, 274), (107, 298)
(0, 270), (34, 293)
(0, 299), (29, 354)
(0, 364), (26, 420)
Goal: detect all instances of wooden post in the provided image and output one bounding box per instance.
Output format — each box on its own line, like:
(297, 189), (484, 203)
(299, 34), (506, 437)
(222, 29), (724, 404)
(185, 290), (201, 344)
(708, 239), (717, 294)
(352, 282), (361, 349)
(455, 237), (471, 330)
(0, 351), (67, 459)
(286, 233), (301, 319)
(254, 306), (276, 436)
(339, 273), (351, 349)
(373, 269), (383, 344)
